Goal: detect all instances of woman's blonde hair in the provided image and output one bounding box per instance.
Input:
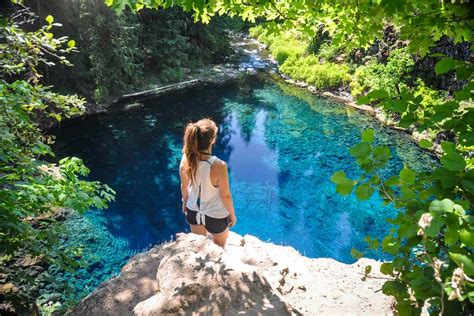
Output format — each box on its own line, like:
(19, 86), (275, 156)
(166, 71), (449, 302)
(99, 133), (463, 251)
(182, 118), (217, 183)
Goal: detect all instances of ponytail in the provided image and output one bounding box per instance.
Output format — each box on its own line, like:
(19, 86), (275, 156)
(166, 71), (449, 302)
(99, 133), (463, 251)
(182, 118), (217, 183)
(183, 123), (200, 183)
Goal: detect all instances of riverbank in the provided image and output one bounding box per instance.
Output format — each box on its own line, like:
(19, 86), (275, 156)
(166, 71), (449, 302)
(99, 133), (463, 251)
(274, 73), (442, 156)
(246, 34), (446, 156)
(71, 35), (271, 118)
(71, 232), (394, 315)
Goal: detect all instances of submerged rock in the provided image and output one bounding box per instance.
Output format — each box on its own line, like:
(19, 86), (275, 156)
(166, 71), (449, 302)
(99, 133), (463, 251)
(71, 232), (394, 315)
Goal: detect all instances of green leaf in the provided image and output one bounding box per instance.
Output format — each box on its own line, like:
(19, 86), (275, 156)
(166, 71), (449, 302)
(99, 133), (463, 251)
(435, 58), (457, 75)
(331, 171), (348, 184)
(399, 222), (416, 238)
(449, 252), (474, 275)
(361, 129), (375, 143)
(429, 199), (454, 213)
(349, 142), (371, 158)
(456, 66), (471, 80)
(444, 229), (458, 245)
(331, 171), (354, 195)
(67, 40), (76, 48)
(459, 229), (474, 247)
(364, 264), (372, 276)
(419, 139), (432, 149)
(380, 262), (393, 275)
(382, 280), (406, 298)
(461, 179), (474, 195)
(382, 235), (399, 255)
(355, 183), (373, 200)
(356, 95), (370, 105)
(432, 167), (458, 189)
(400, 168), (416, 185)
(441, 152), (466, 171)
(46, 15), (54, 25)
(366, 89), (389, 100)
(400, 186), (416, 201)
(373, 146), (391, 163)
(384, 175), (399, 186)
(454, 88), (471, 101)
(364, 236), (379, 249)
(396, 300), (418, 316)
(351, 247), (364, 259)
(336, 181), (354, 195)
(441, 141), (456, 154)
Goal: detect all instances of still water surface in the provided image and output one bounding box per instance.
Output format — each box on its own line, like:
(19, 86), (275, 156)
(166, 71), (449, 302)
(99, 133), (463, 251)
(51, 75), (436, 300)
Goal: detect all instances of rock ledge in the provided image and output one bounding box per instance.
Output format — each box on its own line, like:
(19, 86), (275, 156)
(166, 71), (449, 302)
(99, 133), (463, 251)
(71, 232), (394, 315)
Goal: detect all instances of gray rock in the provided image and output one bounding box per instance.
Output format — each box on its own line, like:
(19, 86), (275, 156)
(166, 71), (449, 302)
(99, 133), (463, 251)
(71, 233), (394, 315)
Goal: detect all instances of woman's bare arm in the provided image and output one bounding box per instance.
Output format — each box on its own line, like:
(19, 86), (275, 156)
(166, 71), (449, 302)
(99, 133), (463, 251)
(179, 156), (190, 213)
(214, 160), (236, 226)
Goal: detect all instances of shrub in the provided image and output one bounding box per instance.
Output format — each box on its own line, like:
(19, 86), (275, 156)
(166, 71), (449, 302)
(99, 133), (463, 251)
(280, 55), (351, 89)
(159, 67), (186, 83)
(271, 40), (306, 64)
(350, 48), (414, 97)
(316, 42), (342, 62)
(411, 79), (448, 123)
(0, 9), (115, 312)
(249, 26), (307, 64)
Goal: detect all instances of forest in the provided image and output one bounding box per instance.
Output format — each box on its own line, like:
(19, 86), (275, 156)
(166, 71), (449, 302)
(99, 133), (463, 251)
(0, 0), (473, 315)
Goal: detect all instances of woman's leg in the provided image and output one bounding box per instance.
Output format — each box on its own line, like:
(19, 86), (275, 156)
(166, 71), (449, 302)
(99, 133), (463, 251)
(190, 224), (207, 236)
(211, 228), (229, 248)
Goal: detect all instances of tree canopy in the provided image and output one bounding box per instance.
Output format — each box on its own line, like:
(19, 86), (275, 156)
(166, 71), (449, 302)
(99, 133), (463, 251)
(107, 0), (472, 55)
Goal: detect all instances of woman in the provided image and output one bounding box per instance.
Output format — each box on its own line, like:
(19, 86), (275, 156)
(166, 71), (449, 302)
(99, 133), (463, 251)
(179, 118), (237, 248)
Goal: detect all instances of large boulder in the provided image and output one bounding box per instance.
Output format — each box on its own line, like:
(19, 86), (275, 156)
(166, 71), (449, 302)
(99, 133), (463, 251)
(72, 232), (394, 315)
(133, 233), (299, 315)
(71, 245), (164, 315)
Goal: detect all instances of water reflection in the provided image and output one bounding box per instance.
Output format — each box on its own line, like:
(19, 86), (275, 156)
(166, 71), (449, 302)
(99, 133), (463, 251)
(50, 75), (437, 301)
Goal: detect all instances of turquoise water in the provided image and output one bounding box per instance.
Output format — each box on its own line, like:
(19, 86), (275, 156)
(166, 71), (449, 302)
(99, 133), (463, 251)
(50, 75), (436, 302)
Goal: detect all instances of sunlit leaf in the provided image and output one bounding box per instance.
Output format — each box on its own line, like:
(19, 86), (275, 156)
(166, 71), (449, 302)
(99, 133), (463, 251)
(361, 129), (375, 143)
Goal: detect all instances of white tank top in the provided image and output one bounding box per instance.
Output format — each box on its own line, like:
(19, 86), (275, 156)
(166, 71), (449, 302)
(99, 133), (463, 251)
(185, 155), (229, 226)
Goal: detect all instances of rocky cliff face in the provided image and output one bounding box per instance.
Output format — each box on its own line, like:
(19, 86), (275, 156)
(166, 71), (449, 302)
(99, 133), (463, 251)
(71, 232), (394, 315)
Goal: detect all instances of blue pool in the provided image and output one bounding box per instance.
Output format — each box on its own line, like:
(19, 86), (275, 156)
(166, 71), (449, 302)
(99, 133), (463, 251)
(50, 74), (436, 302)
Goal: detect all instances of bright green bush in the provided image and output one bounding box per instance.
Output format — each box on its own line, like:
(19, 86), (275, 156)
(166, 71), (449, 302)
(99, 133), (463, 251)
(280, 55), (351, 89)
(272, 41), (306, 64)
(249, 26), (307, 64)
(316, 42), (341, 62)
(411, 79), (448, 124)
(249, 25), (268, 42)
(350, 48), (414, 97)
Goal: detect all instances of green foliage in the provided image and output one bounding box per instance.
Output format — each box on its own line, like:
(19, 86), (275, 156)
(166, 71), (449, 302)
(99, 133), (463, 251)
(0, 6), (114, 310)
(76, 0), (143, 102)
(250, 24), (351, 91)
(348, 56), (473, 315)
(40, 0), (238, 100)
(250, 26), (307, 64)
(315, 42), (342, 62)
(336, 127), (473, 314)
(280, 55), (351, 90)
(1, 10), (76, 84)
(410, 79), (448, 127)
(250, 25), (350, 90)
(350, 48), (414, 98)
(108, 0), (472, 57)
(139, 8), (189, 83)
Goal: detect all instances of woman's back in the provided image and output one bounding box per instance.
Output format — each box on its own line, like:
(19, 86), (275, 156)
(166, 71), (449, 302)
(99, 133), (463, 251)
(185, 156), (229, 220)
(179, 118), (236, 247)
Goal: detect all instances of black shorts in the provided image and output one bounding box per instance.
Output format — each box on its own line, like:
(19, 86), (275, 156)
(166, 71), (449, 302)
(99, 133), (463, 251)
(185, 208), (230, 234)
